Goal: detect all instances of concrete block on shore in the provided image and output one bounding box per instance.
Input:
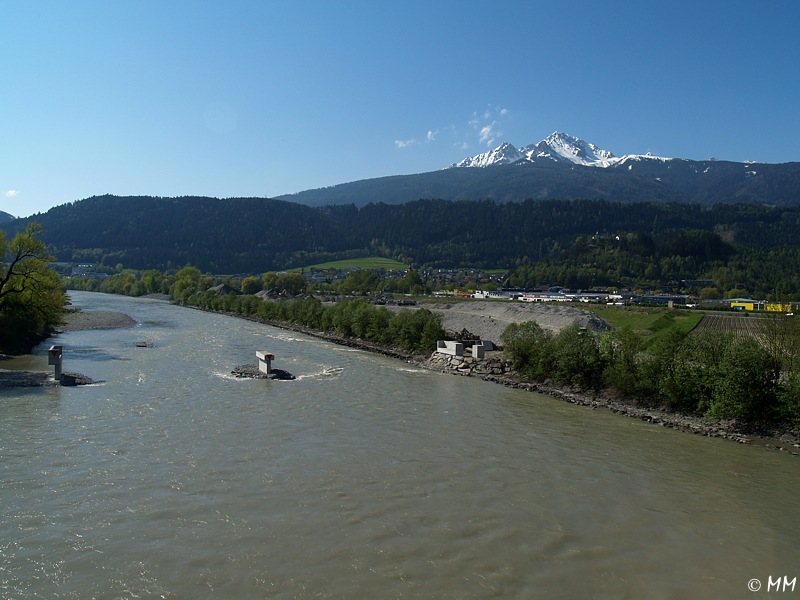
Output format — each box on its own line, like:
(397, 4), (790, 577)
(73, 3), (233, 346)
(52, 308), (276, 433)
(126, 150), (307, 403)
(436, 340), (464, 356)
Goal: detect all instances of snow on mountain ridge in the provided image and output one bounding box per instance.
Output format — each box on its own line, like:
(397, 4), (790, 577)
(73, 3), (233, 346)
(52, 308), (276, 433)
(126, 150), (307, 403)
(445, 132), (671, 169)
(523, 132), (617, 167)
(449, 142), (523, 168)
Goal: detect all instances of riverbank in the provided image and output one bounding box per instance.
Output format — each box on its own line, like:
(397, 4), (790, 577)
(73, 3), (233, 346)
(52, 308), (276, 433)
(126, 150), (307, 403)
(228, 308), (800, 455)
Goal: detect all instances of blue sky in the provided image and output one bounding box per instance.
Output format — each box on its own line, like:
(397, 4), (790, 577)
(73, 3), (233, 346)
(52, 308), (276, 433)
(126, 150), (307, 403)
(2, 1), (800, 218)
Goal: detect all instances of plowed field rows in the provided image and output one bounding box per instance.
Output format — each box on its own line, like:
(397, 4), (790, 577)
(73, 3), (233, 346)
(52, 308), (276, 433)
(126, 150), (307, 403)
(692, 314), (767, 342)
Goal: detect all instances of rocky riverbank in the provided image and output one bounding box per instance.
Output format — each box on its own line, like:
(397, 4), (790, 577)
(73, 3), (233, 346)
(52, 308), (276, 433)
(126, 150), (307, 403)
(423, 345), (800, 455)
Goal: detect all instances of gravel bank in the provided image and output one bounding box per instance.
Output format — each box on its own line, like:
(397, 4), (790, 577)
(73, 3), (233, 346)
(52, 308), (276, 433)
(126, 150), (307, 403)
(0, 369), (53, 387)
(57, 307), (137, 331)
(390, 300), (611, 343)
(0, 308), (135, 388)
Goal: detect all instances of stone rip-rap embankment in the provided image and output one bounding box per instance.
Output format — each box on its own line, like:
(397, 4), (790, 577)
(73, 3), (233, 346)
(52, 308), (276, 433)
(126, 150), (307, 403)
(412, 301), (798, 454)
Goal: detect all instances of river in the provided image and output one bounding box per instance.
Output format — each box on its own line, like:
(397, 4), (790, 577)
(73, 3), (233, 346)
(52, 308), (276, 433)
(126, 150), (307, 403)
(1, 291), (798, 598)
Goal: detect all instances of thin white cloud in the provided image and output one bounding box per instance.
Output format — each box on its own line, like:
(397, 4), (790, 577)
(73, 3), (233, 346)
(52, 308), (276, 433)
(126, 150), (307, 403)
(395, 129), (439, 149)
(4, 189), (18, 198)
(479, 123), (497, 145)
(468, 106), (510, 147)
(394, 138), (417, 148)
(396, 107), (508, 152)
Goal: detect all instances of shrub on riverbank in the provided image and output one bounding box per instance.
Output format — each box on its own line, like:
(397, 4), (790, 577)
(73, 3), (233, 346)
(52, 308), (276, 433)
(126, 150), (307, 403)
(502, 320), (800, 426)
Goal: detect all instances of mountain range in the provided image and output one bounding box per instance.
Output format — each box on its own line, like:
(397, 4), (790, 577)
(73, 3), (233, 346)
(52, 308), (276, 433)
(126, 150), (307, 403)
(279, 132), (800, 207)
(3, 132), (800, 276)
(446, 132), (625, 168)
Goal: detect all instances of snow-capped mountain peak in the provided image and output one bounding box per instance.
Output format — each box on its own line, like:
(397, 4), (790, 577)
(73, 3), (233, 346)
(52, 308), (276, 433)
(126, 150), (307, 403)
(526, 131), (616, 167)
(448, 142), (523, 168)
(446, 132), (670, 169)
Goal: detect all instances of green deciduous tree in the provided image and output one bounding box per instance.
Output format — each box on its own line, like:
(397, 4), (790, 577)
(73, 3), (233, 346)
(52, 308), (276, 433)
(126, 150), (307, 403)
(261, 272), (308, 296)
(655, 329), (720, 414)
(601, 327), (649, 399)
(707, 336), (781, 422)
(170, 265), (204, 303)
(0, 223), (66, 353)
(500, 321), (553, 380)
(240, 276), (262, 295)
(337, 270), (379, 295)
(550, 323), (605, 389)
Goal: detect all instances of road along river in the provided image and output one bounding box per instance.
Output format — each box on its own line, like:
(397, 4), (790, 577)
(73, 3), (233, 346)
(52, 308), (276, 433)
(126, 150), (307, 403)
(1, 291), (798, 598)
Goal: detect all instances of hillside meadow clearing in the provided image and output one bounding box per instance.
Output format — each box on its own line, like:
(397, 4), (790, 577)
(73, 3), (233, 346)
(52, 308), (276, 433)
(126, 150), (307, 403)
(292, 257), (410, 271)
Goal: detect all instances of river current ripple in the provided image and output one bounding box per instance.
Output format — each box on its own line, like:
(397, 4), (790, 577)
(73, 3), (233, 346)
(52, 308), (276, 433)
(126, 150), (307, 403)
(1, 291), (798, 598)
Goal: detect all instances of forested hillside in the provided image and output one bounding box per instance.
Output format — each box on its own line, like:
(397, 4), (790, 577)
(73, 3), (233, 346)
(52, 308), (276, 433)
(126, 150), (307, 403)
(279, 162), (683, 206)
(5, 195), (800, 297)
(13, 195), (360, 273)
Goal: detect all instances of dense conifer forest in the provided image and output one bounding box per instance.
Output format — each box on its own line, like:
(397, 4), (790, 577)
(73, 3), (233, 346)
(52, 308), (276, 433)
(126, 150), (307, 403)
(5, 195), (800, 298)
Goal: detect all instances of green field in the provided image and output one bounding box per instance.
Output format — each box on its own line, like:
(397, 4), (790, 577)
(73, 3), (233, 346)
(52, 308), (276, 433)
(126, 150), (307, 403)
(292, 257), (410, 271)
(581, 305), (704, 346)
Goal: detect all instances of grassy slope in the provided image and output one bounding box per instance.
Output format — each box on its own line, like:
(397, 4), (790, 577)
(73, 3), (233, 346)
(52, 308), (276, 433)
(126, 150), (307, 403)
(292, 257), (410, 271)
(581, 305), (704, 347)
